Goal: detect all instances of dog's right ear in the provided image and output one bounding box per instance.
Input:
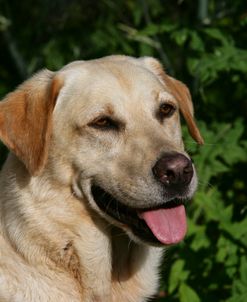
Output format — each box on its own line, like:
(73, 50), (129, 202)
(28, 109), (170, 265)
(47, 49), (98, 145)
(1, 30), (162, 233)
(0, 70), (63, 176)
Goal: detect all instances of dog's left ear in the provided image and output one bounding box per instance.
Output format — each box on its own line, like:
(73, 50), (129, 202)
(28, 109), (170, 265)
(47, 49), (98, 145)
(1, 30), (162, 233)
(139, 57), (204, 145)
(0, 70), (63, 175)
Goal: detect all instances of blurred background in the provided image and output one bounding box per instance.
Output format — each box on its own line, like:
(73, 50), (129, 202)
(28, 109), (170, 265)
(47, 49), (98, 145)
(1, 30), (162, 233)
(0, 0), (246, 301)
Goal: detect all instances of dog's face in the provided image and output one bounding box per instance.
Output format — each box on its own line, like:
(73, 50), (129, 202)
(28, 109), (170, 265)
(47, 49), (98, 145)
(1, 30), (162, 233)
(0, 56), (203, 246)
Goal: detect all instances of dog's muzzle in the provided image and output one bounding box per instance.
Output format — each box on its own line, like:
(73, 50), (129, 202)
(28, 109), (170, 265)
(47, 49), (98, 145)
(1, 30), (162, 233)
(90, 152), (194, 246)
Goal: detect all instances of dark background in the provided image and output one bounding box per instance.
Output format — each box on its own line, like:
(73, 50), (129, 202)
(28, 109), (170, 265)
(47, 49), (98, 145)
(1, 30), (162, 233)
(0, 1), (246, 301)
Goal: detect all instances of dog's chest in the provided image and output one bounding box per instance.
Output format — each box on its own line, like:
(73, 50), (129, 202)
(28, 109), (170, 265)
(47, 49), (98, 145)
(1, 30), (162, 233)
(74, 225), (163, 302)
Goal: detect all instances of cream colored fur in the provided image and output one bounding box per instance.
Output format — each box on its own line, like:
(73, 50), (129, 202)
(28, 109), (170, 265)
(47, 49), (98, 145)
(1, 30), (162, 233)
(0, 56), (202, 301)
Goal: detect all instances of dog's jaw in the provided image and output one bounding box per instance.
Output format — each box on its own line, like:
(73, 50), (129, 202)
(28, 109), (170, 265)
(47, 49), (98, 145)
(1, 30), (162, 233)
(71, 169), (197, 247)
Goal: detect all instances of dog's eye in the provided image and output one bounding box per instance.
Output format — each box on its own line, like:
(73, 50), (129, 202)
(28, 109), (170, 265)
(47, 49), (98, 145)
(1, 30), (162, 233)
(89, 116), (119, 130)
(159, 103), (176, 118)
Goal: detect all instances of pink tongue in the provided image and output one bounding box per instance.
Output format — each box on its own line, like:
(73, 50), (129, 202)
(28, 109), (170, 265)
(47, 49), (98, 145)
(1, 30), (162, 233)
(140, 205), (187, 245)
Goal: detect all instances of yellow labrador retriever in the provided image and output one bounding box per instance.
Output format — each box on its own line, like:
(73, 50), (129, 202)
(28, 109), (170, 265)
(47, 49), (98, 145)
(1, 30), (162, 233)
(0, 56), (203, 301)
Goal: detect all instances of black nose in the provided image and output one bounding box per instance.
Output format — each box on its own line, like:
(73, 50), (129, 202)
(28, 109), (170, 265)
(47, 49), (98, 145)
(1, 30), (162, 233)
(152, 152), (193, 190)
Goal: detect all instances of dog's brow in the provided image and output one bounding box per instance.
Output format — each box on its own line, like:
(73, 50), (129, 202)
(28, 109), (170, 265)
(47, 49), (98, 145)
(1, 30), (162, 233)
(89, 104), (115, 118)
(105, 104), (114, 116)
(96, 107), (115, 121)
(158, 91), (175, 103)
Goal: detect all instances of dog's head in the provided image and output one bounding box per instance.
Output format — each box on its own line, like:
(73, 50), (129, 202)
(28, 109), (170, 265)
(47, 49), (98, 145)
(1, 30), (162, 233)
(0, 56), (203, 246)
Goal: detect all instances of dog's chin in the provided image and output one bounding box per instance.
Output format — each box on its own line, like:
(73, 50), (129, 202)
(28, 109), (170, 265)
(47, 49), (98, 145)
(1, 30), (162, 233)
(91, 185), (188, 246)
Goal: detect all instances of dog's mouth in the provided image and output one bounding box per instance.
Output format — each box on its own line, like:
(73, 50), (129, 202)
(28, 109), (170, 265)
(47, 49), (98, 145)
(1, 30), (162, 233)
(91, 185), (187, 246)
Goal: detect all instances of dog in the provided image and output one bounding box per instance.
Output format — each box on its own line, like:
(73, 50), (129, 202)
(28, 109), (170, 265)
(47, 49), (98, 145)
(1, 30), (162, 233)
(0, 55), (203, 301)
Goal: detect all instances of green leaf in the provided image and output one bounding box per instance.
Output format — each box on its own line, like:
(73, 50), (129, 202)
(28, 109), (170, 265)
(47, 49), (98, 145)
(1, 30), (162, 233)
(159, 23), (178, 33)
(240, 256), (247, 285)
(203, 28), (233, 46)
(140, 23), (160, 36)
(218, 213), (247, 246)
(171, 29), (190, 46)
(188, 218), (210, 251)
(0, 15), (11, 31)
(168, 259), (189, 294)
(179, 283), (200, 302)
(227, 294), (247, 302)
(190, 31), (205, 52)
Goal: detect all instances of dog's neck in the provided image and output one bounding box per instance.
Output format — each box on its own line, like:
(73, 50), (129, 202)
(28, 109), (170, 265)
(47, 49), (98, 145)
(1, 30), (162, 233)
(0, 154), (162, 301)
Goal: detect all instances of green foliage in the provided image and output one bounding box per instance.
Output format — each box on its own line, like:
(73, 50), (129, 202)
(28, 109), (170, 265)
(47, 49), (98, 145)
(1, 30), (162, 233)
(160, 119), (247, 301)
(155, 113), (247, 302)
(0, 0), (246, 301)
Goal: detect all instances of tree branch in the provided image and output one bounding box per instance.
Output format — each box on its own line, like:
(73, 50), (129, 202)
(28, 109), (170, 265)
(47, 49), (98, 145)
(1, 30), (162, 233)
(2, 29), (28, 80)
(140, 0), (174, 75)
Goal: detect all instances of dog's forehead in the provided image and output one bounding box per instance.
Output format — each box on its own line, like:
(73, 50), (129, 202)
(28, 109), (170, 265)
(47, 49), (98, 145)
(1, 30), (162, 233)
(62, 59), (164, 92)
(56, 58), (174, 116)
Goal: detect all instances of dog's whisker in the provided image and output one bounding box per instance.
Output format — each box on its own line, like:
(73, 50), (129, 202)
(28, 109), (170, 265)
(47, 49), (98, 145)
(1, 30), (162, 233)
(197, 180), (215, 189)
(127, 239), (132, 252)
(106, 198), (114, 214)
(116, 198), (121, 220)
(111, 232), (128, 239)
